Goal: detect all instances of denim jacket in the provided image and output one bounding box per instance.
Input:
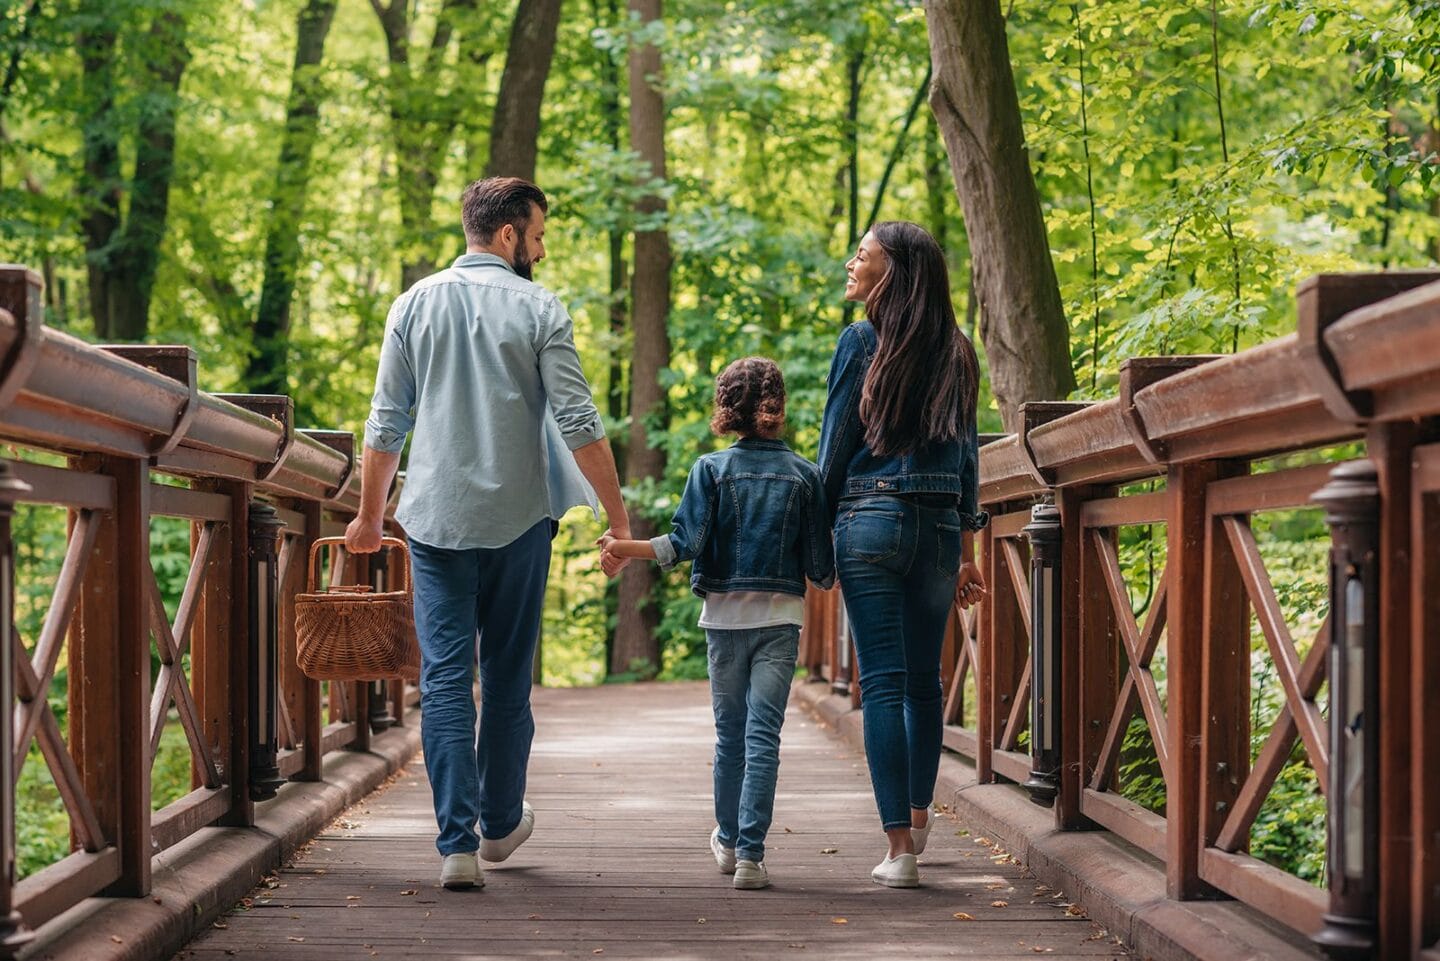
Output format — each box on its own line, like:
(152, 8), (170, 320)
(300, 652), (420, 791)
(650, 438), (836, 597)
(818, 321), (986, 530)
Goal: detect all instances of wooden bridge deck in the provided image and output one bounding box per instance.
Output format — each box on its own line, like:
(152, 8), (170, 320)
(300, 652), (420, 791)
(171, 682), (1130, 961)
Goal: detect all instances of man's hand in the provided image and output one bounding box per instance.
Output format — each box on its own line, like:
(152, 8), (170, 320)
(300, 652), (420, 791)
(955, 560), (987, 610)
(345, 514), (384, 554)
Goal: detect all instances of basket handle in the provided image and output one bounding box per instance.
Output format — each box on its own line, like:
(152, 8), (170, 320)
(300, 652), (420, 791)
(307, 536), (410, 594)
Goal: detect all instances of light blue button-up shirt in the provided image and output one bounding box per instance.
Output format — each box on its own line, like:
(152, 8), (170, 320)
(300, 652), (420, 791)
(363, 253), (604, 549)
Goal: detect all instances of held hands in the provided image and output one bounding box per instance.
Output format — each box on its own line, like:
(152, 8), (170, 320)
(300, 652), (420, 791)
(955, 560), (987, 610)
(597, 529), (629, 578)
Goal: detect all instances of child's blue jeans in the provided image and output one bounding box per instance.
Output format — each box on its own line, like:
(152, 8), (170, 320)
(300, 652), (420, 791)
(707, 624), (799, 863)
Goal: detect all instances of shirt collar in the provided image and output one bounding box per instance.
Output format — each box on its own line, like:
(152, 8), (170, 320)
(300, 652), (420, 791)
(452, 252), (516, 273)
(734, 437), (789, 451)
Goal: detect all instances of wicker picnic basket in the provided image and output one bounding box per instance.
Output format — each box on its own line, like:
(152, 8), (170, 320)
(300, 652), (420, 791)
(295, 536), (421, 682)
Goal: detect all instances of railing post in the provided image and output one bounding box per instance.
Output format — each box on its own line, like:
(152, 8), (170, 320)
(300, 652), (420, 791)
(975, 521), (995, 783)
(247, 502), (286, 801)
(220, 481), (254, 827)
(1021, 502), (1062, 806)
(1311, 460), (1381, 960)
(367, 546), (396, 734)
(299, 499), (324, 782)
(0, 462), (33, 951)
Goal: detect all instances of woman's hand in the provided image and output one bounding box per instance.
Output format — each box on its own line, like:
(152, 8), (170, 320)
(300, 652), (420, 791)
(955, 560), (987, 610)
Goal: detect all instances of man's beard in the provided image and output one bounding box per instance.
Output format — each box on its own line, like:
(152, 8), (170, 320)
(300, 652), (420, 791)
(512, 236), (535, 280)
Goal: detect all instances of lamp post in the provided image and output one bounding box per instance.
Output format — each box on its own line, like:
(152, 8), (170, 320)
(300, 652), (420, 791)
(1311, 461), (1379, 960)
(1022, 502), (1062, 807)
(247, 502), (287, 802)
(0, 461), (32, 953)
(368, 545), (396, 734)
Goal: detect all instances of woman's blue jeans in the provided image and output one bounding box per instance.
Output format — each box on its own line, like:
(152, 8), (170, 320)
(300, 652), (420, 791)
(707, 625), (799, 863)
(409, 520), (551, 856)
(835, 495), (963, 830)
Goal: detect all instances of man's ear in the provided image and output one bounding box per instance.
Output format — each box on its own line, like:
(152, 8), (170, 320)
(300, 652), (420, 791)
(495, 222), (516, 253)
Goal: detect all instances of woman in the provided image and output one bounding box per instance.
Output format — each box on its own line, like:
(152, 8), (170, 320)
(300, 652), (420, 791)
(818, 221), (987, 888)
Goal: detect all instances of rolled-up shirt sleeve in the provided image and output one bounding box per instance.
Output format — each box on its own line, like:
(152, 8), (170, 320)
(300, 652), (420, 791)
(363, 298), (417, 454)
(537, 297), (605, 450)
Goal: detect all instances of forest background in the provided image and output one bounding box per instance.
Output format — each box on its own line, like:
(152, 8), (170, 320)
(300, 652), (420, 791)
(0, 0), (1438, 880)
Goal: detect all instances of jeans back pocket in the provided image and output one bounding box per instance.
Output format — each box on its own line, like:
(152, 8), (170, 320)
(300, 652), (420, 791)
(935, 522), (964, 578)
(838, 508), (904, 564)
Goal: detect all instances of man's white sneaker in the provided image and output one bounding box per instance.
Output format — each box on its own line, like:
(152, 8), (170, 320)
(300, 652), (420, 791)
(912, 811), (935, 856)
(710, 826), (737, 874)
(479, 801), (534, 863)
(733, 859), (770, 890)
(871, 852), (920, 888)
(440, 852), (483, 890)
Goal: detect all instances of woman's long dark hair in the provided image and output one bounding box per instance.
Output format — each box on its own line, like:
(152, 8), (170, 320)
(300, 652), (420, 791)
(859, 221), (980, 456)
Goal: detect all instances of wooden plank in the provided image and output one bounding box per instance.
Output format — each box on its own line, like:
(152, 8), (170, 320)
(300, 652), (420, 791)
(1370, 423), (1419, 959)
(989, 509), (1031, 540)
(941, 724), (978, 761)
(192, 484), (236, 810)
(1198, 847), (1326, 938)
(1413, 485), (1440, 952)
(1079, 491), (1167, 530)
(1415, 443), (1440, 494)
(991, 748), (1030, 785)
(1080, 789), (1167, 862)
(1206, 462), (1335, 517)
(975, 526), (995, 783)
(13, 847), (120, 931)
(151, 786), (231, 853)
(1167, 460), (1233, 899)
(997, 538), (1032, 754)
(299, 499), (324, 782)
(4, 459), (113, 510)
(149, 482), (231, 521)
(1073, 513), (1121, 815)
(188, 682), (1117, 960)
(321, 721), (358, 755)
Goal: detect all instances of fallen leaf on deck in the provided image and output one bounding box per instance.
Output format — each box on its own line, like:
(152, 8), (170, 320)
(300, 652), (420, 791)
(820, 847), (838, 854)
(287, 937), (305, 943)
(831, 918), (848, 925)
(952, 912), (975, 921)
(400, 889), (418, 896)
(110, 935), (124, 944)
(697, 918), (707, 924)
(1065, 905), (1084, 917)
(991, 900), (1009, 908)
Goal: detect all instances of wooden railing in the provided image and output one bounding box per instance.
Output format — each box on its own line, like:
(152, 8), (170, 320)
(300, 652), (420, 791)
(800, 272), (1440, 961)
(0, 265), (415, 951)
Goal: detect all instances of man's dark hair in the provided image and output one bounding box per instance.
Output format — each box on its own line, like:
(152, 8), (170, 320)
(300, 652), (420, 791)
(461, 177), (548, 245)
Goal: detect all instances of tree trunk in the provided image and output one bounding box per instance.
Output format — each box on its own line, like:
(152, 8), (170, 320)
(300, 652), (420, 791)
(924, 0), (1075, 429)
(923, 111), (949, 253)
(76, 5), (189, 342)
(371, 0), (480, 291)
(840, 35), (865, 327)
(611, 0), (670, 680)
(487, 0), (563, 180)
(246, 0), (339, 395)
(108, 10), (189, 341)
(77, 10), (121, 339)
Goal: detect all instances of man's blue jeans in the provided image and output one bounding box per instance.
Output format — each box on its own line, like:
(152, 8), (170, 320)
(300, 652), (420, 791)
(409, 519), (551, 856)
(708, 625), (799, 863)
(835, 495), (963, 830)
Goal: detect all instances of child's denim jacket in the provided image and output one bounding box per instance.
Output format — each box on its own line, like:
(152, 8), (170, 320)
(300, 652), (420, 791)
(650, 438), (835, 598)
(817, 320), (987, 530)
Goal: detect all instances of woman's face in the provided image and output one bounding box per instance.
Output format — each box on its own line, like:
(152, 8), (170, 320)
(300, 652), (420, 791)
(844, 232), (886, 303)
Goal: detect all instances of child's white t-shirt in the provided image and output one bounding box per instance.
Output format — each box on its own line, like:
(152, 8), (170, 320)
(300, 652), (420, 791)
(698, 591), (804, 630)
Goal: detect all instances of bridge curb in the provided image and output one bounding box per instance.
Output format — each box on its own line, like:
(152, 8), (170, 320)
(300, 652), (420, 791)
(792, 681), (1320, 961)
(20, 724), (421, 961)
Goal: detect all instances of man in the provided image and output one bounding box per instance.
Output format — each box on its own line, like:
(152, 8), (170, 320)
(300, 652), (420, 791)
(345, 177), (630, 891)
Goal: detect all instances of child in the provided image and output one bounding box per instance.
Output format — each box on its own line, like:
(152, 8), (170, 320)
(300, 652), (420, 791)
(600, 356), (834, 890)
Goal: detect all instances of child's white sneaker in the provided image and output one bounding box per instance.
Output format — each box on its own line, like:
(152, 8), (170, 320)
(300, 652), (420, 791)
(710, 826), (737, 874)
(733, 859), (770, 890)
(440, 852), (483, 890)
(871, 852), (919, 888)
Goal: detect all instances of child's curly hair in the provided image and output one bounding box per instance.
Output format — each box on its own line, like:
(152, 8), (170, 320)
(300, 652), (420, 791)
(711, 356), (786, 438)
